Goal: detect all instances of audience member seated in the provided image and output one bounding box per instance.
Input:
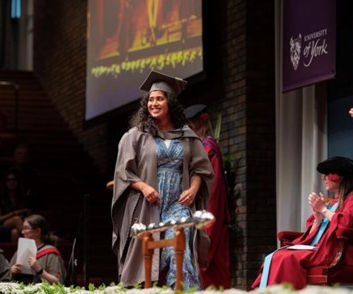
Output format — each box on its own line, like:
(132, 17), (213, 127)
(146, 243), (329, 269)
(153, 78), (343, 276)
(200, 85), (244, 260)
(0, 112), (17, 166)
(10, 214), (66, 284)
(0, 169), (30, 242)
(10, 144), (43, 210)
(252, 156), (353, 290)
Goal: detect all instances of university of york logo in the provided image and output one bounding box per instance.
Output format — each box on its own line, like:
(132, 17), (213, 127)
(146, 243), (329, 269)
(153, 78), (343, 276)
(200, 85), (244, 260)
(290, 34), (302, 71)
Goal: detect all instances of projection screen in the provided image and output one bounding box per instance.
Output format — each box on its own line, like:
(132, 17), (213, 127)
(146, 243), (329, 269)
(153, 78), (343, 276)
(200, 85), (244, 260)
(86, 0), (203, 120)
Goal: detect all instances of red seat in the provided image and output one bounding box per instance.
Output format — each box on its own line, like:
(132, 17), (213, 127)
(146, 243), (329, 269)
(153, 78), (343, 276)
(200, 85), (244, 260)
(278, 228), (353, 286)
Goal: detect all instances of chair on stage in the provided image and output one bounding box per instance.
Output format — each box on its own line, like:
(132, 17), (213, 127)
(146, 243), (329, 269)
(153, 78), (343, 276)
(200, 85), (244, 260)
(278, 228), (353, 287)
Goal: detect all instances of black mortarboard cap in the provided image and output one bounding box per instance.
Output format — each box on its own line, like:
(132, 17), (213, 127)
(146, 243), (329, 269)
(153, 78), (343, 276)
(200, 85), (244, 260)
(317, 156), (353, 176)
(184, 104), (207, 120)
(140, 70), (187, 96)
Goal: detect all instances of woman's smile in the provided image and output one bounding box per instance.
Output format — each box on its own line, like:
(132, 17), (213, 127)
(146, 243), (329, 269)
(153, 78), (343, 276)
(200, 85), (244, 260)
(147, 90), (169, 121)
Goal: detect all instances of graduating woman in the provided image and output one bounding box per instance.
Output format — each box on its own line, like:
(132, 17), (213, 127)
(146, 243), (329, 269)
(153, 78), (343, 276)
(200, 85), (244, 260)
(111, 71), (213, 289)
(252, 156), (353, 290)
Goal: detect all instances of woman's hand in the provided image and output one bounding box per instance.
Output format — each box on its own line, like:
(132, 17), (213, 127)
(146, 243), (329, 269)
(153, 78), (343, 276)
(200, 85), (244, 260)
(28, 256), (60, 283)
(308, 192), (326, 213)
(141, 184), (160, 203)
(11, 263), (21, 275)
(131, 181), (159, 203)
(309, 192), (335, 222)
(179, 175), (202, 206)
(28, 257), (41, 272)
(179, 188), (197, 206)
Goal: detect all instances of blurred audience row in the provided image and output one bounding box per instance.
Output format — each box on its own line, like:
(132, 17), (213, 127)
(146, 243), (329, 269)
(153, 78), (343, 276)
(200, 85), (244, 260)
(1, 112), (71, 285)
(0, 112), (16, 164)
(0, 111), (42, 243)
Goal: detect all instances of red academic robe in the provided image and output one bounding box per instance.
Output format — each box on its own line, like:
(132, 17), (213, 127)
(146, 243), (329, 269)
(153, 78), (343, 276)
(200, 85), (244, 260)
(200, 137), (231, 289)
(252, 194), (353, 290)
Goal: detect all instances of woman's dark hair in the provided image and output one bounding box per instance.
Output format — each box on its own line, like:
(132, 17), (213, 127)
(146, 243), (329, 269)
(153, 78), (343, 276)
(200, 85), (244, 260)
(338, 175), (353, 209)
(130, 91), (187, 136)
(25, 214), (57, 245)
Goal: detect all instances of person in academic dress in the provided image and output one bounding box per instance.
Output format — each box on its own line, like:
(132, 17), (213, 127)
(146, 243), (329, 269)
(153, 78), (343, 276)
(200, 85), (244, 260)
(10, 214), (66, 284)
(184, 104), (231, 289)
(252, 156), (353, 290)
(111, 71), (213, 289)
(0, 249), (10, 281)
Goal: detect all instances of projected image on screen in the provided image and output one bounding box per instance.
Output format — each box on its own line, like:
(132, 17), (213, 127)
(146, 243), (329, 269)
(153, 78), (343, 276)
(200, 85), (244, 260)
(86, 0), (203, 120)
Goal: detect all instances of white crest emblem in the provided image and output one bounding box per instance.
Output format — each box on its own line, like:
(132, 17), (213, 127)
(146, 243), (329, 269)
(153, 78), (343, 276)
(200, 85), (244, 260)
(289, 34), (302, 71)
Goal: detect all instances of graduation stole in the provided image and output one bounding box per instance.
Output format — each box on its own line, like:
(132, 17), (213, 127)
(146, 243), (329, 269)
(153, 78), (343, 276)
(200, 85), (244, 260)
(36, 248), (60, 259)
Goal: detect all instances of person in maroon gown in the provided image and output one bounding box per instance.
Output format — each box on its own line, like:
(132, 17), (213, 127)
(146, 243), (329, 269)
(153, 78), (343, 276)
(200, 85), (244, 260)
(184, 104), (231, 289)
(252, 156), (353, 290)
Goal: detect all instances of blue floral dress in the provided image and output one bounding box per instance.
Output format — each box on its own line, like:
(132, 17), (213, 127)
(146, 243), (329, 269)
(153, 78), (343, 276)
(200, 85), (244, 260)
(156, 137), (200, 289)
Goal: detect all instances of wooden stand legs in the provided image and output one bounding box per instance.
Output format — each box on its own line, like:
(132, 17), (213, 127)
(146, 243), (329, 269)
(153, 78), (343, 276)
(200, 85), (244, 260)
(141, 228), (186, 291)
(174, 229), (186, 291)
(142, 233), (154, 288)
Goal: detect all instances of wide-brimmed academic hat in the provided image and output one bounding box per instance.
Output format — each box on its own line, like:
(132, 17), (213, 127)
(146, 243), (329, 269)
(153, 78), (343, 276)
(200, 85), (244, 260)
(184, 104), (207, 120)
(140, 70), (187, 96)
(317, 156), (353, 176)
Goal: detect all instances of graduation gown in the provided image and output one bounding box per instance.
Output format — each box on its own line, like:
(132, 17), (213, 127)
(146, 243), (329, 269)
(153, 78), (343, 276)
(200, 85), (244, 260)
(10, 244), (66, 284)
(200, 137), (231, 289)
(252, 194), (353, 290)
(111, 126), (213, 287)
(0, 249), (10, 281)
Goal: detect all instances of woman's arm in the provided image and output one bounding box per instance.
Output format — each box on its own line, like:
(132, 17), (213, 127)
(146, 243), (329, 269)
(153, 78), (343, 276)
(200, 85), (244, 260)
(309, 192), (334, 221)
(308, 213), (323, 233)
(0, 212), (14, 223)
(178, 174), (202, 206)
(130, 181), (159, 203)
(0, 209), (28, 223)
(28, 256), (61, 284)
(320, 208), (335, 221)
(10, 263), (21, 279)
(113, 129), (148, 201)
(37, 268), (59, 284)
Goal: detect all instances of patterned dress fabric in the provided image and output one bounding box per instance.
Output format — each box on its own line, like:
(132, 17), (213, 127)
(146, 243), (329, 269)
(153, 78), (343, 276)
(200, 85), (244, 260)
(156, 137), (200, 289)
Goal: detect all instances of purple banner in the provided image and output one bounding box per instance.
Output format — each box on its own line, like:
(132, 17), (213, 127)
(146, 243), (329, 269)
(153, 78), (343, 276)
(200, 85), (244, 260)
(283, 0), (336, 92)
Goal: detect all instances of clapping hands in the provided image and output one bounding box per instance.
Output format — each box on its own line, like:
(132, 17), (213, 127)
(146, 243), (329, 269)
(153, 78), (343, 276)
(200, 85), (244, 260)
(308, 192), (326, 212)
(308, 192), (328, 223)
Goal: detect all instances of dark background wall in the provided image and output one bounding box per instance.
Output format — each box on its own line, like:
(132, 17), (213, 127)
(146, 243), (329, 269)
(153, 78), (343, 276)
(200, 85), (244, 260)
(33, 0), (276, 289)
(33, 0), (109, 174)
(328, 1), (353, 158)
(245, 0), (276, 286)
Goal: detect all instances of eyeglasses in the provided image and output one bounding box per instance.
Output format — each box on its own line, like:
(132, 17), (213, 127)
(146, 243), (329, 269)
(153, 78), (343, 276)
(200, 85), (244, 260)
(21, 226), (33, 232)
